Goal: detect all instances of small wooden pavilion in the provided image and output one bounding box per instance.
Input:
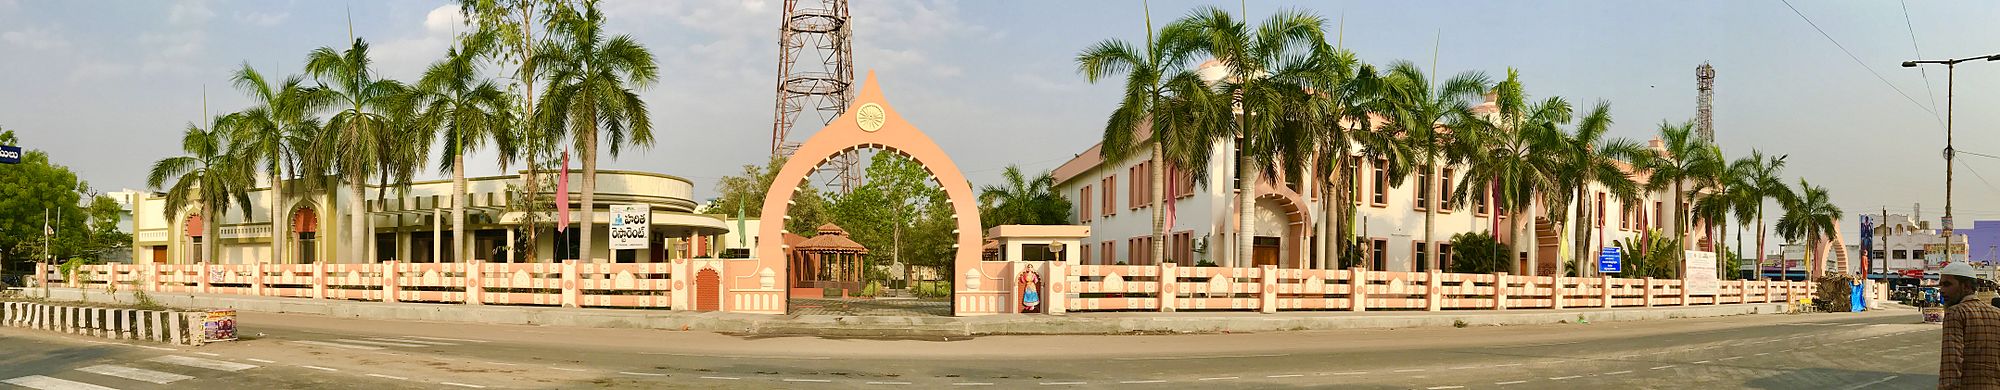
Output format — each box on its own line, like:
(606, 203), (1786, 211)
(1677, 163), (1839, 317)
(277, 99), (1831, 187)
(789, 223), (870, 298)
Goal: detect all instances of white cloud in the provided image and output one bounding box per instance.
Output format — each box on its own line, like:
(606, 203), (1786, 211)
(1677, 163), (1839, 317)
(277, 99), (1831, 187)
(234, 11), (290, 27)
(136, 29), (205, 75)
(168, 1), (215, 25)
(424, 5), (465, 34)
(1, 26), (69, 50)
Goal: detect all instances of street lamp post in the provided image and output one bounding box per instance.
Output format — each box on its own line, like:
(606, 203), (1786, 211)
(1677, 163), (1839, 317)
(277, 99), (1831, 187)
(1902, 53), (2000, 270)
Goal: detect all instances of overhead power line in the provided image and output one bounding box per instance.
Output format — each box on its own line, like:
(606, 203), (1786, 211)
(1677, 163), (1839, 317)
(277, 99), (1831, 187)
(1779, 0), (1944, 126)
(1899, 0), (1942, 114)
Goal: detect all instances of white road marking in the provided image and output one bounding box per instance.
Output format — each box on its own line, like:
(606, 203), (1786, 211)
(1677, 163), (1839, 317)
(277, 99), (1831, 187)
(246, 358), (277, 364)
(1605, 370), (1633, 375)
(1496, 380), (1528, 385)
(135, 345), (178, 351)
(954, 383), (996, 386)
(1617, 355), (1638, 359)
(190, 352), (222, 357)
(641, 352), (831, 360)
(1450, 366), (1479, 370)
(367, 374), (408, 380)
(1267, 374), (1304, 378)
(865, 382), (912, 385)
(404, 336), (490, 343)
(1330, 371), (1370, 375)
(441, 382), (486, 388)
(77, 364), (193, 384)
(782, 379), (832, 383)
(1427, 386), (1465, 389)
(150, 355), (259, 372)
(333, 339), (430, 348)
(290, 340), (384, 350)
(3, 375), (119, 390)
(299, 365), (338, 372)
(1040, 382), (1087, 385)
(483, 362), (517, 366)
(1753, 353), (1769, 356)
(1719, 357), (1742, 361)
(1550, 375), (1583, 380)
(1651, 365), (1677, 370)
(1840, 375), (1900, 390)
(699, 376), (740, 380)
(1198, 377), (1239, 381)
(1493, 363), (1524, 367)
(367, 337), (458, 346)
(618, 372), (665, 377)
(549, 367), (587, 372)
(1111, 353), (1286, 361)
(1118, 380), (1167, 384)
(1693, 360), (1712, 364)
(1394, 369), (1427, 373)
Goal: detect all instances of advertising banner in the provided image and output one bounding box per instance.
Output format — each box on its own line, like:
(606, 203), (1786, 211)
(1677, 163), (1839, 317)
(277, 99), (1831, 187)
(0, 145), (19, 164)
(1685, 250), (1719, 295)
(609, 204), (650, 250)
(203, 309), (237, 342)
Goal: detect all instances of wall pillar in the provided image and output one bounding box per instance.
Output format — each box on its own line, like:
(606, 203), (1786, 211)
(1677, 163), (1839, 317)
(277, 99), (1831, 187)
(1258, 265), (1277, 314)
(197, 261), (211, 294)
(1494, 272), (1509, 310)
(561, 259), (580, 308)
(1047, 262), (1068, 315)
(1600, 275), (1613, 308)
(1425, 269), (1442, 312)
(312, 261), (326, 300)
(431, 210), (442, 264)
(144, 263), (159, 292)
(1350, 267), (1369, 312)
(1643, 277), (1655, 307)
(466, 260), (484, 305)
(382, 261), (400, 303)
(505, 228), (517, 264)
(1679, 277), (1691, 306)
(251, 263), (265, 296)
(1158, 263), (1177, 312)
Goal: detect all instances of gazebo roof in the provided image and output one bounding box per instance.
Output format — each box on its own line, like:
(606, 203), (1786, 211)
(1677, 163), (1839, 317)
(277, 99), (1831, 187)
(797, 223), (869, 252)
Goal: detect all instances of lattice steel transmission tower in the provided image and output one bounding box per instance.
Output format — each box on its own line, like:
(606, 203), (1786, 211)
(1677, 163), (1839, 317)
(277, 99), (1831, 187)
(771, 0), (859, 192)
(1696, 63), (1716, 142)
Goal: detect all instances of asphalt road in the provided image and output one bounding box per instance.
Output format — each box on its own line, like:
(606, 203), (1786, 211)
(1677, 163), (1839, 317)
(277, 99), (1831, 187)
(0, 307), (1940, 389)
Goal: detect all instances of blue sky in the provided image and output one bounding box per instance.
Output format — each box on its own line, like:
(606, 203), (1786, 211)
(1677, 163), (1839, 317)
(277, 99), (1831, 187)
(2, 0), (1997, 245)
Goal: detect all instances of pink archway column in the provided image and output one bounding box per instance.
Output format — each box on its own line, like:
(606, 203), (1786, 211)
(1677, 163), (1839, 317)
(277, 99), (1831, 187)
(752, 71), (1001, 316)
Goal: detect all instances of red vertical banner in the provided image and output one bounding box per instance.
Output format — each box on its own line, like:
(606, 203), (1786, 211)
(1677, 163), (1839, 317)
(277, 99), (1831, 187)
(557, 152), (571, 232)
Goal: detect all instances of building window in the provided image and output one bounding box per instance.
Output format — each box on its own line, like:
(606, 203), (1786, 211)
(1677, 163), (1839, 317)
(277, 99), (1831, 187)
(1080, 186), (1093, 222)
(1104, 175), (1118, 217)
(1914, 249), (1928, 259)
(298, 232), (317, 264)
(1082, 242), (1094, 264)
(1872, 250), (1886, 260)
(1370, 238), (1388, 270)
(1414, 241), (1429, 272)
(1473, 186), (1489, 216)
(1414, 166), (1430, 212)
(1596, 192), (1606, 227)
(1653, 201), (1664, 230)
(1892, 250), (1906, 260)
(1371, 158), (1388, 206)
(1439, 168), (1455, 213)
(1439, 243), (1455, 271)
(1621, 205), (1633, 230)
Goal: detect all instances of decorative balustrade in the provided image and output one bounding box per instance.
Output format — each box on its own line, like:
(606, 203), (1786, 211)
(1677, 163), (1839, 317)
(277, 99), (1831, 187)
(1063, 265), (1827, 313)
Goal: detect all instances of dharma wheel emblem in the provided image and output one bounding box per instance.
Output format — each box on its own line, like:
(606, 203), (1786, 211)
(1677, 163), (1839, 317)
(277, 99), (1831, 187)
(856, 103), (885, 132)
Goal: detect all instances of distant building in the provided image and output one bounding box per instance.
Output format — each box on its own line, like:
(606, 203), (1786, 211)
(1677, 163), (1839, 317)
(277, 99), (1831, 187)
(1956, 220), (2000, 265)
(1861, 213), (1967, 277)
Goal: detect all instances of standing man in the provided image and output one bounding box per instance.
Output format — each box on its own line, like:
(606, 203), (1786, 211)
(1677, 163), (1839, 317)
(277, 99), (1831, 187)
(1939, 262), (2000, 389)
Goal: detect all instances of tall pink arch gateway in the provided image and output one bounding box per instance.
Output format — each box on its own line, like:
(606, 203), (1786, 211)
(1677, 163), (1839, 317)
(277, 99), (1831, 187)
(756, 71), (1007, 316)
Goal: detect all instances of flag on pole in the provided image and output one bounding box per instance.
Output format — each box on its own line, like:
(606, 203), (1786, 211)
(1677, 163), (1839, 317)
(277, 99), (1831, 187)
(556, 151), (571, 232)
(736, 201), (747, 247)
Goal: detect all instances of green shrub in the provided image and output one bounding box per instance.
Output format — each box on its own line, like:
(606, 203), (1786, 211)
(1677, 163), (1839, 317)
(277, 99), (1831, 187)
(860, 281), (884, 297)
(912, 280), (953, 298)
(1448, 232), (1511, 274)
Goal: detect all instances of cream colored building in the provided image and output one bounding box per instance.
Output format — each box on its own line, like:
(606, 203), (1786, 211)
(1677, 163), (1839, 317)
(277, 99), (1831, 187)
(130, 170), (731, 265)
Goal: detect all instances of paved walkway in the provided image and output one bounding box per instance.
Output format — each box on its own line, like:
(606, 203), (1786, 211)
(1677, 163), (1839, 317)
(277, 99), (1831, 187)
(787, 297), (951, 316)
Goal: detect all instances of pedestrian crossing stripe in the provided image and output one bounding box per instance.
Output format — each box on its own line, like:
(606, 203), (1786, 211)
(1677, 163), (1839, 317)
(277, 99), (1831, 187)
(149, 355), (259, 372)
(3, 375), (119, 390)
(76, 364), (193, 384)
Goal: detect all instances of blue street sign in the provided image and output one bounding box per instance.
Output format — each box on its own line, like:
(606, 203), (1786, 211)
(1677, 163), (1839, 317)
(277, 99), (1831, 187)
(1599, 247), (1623, 273)
(0, 145), (19, 164)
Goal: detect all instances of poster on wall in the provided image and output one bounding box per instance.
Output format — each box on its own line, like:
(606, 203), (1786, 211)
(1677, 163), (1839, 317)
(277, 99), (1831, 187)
(1684, 250), (1719, 295)
(203, 309), (237, 342)
(609, 204), (650, 250)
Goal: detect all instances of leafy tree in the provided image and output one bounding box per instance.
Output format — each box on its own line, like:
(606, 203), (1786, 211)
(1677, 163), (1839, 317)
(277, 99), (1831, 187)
(976, 165), (1072, 228)
(1614, 229), (1682, 279)
(707, 156), (829, 235)
(1549, 101), (1646, 278)
(0, 134), (87, 274)
(461, 0), (577, 263)
(1736, 151), (1789, 274)
(829, 153), (947, 280)
(228, 62), (325, 265)
(1447, 232), (1510, 274)
(147, 115), (254, 265)
(1776, 179), (1841, 279)
(537, 0), (659, 263)
(1636, 120), (1722, 275)
(1378, 61), (1489, 271)
(1299, 49), (1385, 270)
(1075, 4), (1218, 268)
(1452, 70), (1569, 275)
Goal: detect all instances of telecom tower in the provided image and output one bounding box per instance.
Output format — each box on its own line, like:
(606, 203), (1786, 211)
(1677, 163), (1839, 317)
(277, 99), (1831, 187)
(1695, 63), (1716, 142)
(771, 0), (860, 192)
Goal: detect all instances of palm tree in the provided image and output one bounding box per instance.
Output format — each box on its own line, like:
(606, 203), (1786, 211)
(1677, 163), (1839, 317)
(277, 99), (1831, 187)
(420, 32), (517, 263)
(149, 115), (255, 265)
(1690, 149), (1745, 280)
(1300, 49), (1387, 269)
(1377, 61), (1489, 271)
(1737, 151), (1789, 277)
(1451, 70), (1570, 275)
(1775, 179), (1841, 279)
(305, 37), (408, 263)
(228, 63), (327, 264)
(1549, 101), (1646, 277)
(1182, 6), (1326, 267)
(1075, 4), (1220, 266)
(537, 3), (658, 263)
(1638, 120), (1721, 276)
(977, 165), (1073, 227)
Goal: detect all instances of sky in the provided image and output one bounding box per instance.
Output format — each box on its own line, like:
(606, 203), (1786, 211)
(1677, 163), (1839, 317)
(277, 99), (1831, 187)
(2, 0), (1998, 250)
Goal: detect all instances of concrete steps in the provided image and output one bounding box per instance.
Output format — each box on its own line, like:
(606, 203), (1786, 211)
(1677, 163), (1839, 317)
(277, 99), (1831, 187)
(753, 315), (969, 338)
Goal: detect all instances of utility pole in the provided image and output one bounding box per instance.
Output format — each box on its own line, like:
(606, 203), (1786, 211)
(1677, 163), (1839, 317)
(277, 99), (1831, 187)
(1903, 53), (2000, 272)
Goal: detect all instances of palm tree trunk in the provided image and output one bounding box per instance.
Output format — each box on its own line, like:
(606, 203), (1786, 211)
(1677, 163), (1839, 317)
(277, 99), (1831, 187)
(580, 132), (596, 263)
(271, 172), (284, 265)
(1237, 145), (1255, 268)
(454, 153), (466, 263)
(1422, 160), (1435, 272)
(351, 176), (368, 264)
(204, 204), (217, 265)
(1573, 186), (1590, 278)
(1756, 210), (1766, 280)
(1674, 182), (1686, 278)
(1151, 145), (1165, 265)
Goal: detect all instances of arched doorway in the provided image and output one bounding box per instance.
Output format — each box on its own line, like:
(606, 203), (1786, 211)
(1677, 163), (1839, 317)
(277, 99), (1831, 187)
(292, 206), (320, 264)
(696, 268), (721, 312)
(756, 71), (995, 316)
(183, 214), (205, 264)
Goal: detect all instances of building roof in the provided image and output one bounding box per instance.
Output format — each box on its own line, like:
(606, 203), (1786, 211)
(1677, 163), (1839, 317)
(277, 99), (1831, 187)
(796, 223), (869, 252)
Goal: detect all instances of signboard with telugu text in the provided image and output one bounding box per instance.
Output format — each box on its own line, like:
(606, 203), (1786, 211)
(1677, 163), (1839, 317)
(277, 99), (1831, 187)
(609, 204), (650, 250)
(1684, 251), (1719, 295)
(0, 145), (19, 164)
(1598, 247), (1622, 273)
